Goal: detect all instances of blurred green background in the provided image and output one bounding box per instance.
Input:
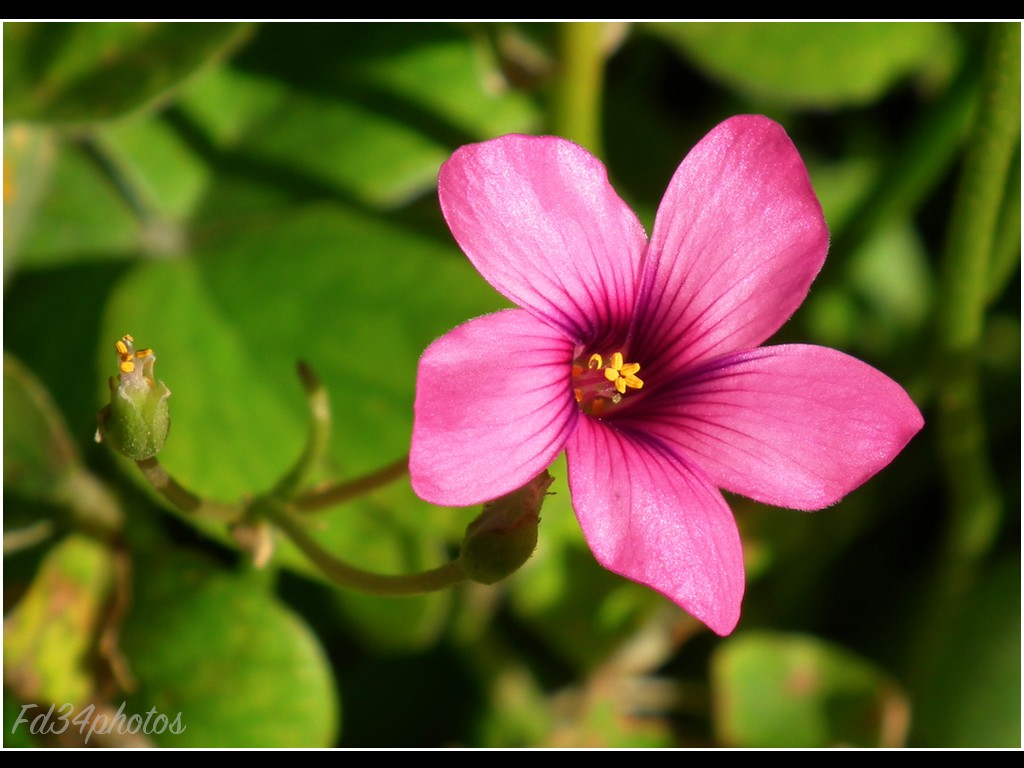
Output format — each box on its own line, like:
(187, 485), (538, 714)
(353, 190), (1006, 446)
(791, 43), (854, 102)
(3, 22), (1019, 748)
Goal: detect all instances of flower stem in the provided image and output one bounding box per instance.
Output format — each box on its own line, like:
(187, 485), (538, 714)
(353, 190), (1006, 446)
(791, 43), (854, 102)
(936, 23), (1020, 352)
(917, 22), (1019, 684)
(273, 361), (332, 498)
(135, 456), (244, 523)
(551, 22), (609, 156)
(263, 501), (466, 596)
(293, 455), (409, 513)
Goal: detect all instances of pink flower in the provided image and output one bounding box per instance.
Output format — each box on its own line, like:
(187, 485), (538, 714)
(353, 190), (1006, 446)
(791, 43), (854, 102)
(410, 116), (923, 635)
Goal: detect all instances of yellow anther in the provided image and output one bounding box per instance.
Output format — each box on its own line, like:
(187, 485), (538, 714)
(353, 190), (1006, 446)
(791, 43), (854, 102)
(135, 348), (153, 359)
(115, 339), (129, 356)
(601, 352), (644, 394)
(119, 360), (136, 374)
(124, 334), (134, 343)
(572, 349), (644, 416)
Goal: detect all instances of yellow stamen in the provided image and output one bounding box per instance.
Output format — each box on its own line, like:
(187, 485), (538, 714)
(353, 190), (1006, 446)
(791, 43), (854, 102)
(120, 360), (136, 374)
(600, 352), (644, 392)
(115, 339), (129, 356)
(570, 349), (645, 416)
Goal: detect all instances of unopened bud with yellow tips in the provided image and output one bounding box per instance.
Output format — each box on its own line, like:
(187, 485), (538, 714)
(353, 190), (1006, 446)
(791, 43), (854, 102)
(96, 335), (171, 460)
(459, 470), (553, 585)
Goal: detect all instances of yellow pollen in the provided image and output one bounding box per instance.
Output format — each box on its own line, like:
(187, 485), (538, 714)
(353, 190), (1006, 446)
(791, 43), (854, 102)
(135, 348), (153, 359)
(600, 352), (644, 394)
(115, 340), (129, 356)
(570, 349), (645, 416)
(120, 360), (136, 374)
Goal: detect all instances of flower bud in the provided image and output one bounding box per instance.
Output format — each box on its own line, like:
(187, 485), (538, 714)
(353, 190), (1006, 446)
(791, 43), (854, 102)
(459, 471), (553, 585)
(96, 335), (171, 460)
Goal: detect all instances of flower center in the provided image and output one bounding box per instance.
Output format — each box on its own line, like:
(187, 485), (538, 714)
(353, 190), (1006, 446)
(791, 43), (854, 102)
(571, 352), (644, 416)
(114, 334), (156, 386)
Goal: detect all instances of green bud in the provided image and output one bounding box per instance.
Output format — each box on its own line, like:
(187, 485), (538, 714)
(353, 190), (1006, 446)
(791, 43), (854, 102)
(97, 335), (171, 460)
(459, 471), (553, 585)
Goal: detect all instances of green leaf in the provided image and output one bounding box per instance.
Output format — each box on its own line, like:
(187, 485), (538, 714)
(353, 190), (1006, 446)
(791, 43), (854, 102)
(912, 556), (1021, 747)
(4, 22), (252, 124)
(93, 114), (213, 229)
(99, 203), (502, 646)
(177, 24), (540, 210)
(12, 137), (140, 268)
(4, 535), (116, 706)
(648, 22), (958, 108)
(3, 125), (58, 273)
(4, 694), (45, 748)
(3, 353), (81, 501)
(120, 554), (338, 747)
(711, 631), (908, 747)
(100, 204), (503, 500)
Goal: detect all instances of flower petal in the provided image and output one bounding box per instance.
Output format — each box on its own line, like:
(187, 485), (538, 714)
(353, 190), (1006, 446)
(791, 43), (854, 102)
(566, 416), (744, 636)
(635, 344), (925, 510)
(439, 135), (647, 345)
(630, 115), (829, 378)
(410, 309), (578, 507)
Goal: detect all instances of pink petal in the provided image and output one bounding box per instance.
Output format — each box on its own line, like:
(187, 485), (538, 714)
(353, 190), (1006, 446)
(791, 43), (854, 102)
(635, 344), (925, 510)
(439, 135), (647, 345)
(410, 309), (578, 507)
(629, 115), (829, 379)
(566, 416), (745, 636)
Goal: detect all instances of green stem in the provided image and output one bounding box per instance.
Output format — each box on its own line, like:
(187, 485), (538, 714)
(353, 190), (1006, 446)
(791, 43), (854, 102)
(135, 457), (244, 523)
(936, 23), (1020, 352)
(293, 455), (409, 513)
(987, 145), (1021, 304)
(263, 501), (466, 596)
(273, 361), (332, 498)
(551, 22), (608, 155)
(933, 22), (1018, 561)
(914, 22), (1019, 687)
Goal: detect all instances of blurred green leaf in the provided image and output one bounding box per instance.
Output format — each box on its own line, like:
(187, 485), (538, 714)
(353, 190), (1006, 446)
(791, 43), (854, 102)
(4, 22), (251, 124)
(121, 554), (338, 747)
(4, 353), (81, 501)
(648, 22), (957, 108)
(94, 115), (212, 228)
(4, 694), (45, 747)
(913, 555), (1021, 747)
(804, 221), (934, 354)
(326, 23), (541, 140)
(176, 24), (540, 210)
(711, 631), (908, 747)
(232, 88), (450, 209)
(3, 125), (58, 274)
(11, 137), (140, 268)
(4, 535), (115, 706)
